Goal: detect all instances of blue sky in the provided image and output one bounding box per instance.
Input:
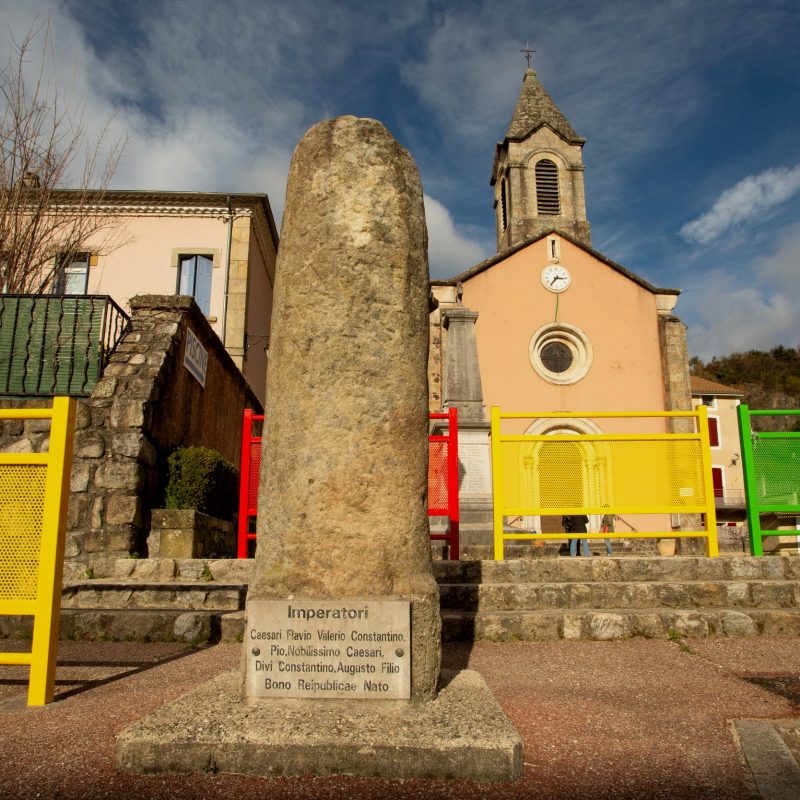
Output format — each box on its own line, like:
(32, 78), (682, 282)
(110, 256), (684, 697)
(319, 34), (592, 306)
(3, 0), (800, 359)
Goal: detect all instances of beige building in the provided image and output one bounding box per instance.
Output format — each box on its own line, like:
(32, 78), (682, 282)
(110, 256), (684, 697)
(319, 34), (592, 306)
(689, 376), (745, 524)
(430, 69), (699, 546)
(691, 376), (800, 553)
(52, 190), (278, 404)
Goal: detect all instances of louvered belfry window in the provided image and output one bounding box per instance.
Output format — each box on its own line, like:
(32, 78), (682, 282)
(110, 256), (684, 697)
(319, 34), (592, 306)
(535, 159), (560, 215)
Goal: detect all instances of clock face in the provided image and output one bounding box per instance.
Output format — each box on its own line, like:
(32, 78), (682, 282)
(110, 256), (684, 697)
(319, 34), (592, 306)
(541, 264), (571, 293)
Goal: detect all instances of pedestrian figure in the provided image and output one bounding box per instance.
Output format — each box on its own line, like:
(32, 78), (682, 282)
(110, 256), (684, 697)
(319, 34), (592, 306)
(564, 515), (590, 556)
(601, 510), (615, 556)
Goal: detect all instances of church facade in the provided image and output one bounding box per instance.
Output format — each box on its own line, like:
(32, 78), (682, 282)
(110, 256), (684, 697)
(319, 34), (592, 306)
(429, 69), (695, 544)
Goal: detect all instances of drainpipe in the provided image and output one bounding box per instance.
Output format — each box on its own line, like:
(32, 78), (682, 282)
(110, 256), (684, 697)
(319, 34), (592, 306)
(221, 195), (233, 345)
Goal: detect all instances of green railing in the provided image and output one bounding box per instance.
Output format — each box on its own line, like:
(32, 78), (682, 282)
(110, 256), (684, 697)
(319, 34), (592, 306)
(0, 295), (129, 397)
(737, 405), (800, 556)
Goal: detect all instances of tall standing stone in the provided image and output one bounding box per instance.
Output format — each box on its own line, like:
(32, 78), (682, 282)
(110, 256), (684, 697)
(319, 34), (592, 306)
(247, 116), (440, 701)
(117, 118), (522, 781)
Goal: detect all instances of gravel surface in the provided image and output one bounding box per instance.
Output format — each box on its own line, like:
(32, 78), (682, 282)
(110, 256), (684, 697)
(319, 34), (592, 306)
(0, 637), (797, 799)
(689, 636), (800, 676)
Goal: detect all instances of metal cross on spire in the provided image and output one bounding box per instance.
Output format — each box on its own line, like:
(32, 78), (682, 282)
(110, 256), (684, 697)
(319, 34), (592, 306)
(520, 43), (535, 68)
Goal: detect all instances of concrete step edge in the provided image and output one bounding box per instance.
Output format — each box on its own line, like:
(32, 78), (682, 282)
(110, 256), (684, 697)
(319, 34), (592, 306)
(438, 580), (800, 587)
(439, 607), (800, 641)
(440, 607), (800, 617)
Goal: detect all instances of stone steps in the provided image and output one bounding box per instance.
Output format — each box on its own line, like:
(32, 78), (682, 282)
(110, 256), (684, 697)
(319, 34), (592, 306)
(3, 556), (798, 643)
(438, 580), (800, 611)
(61, 581), (247, 611)
(432, 556), (800, 584)
(440, 608), (800, 642)
(0, 608), (245, 644)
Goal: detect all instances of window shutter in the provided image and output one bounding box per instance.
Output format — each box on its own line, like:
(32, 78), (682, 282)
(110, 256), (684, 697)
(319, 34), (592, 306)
(178, 256), (196, 296)
(708, 417), (720, 447)
(535, 159), (560, 215)
(194, 255), (213, 316)
(711, 467), (723, 498)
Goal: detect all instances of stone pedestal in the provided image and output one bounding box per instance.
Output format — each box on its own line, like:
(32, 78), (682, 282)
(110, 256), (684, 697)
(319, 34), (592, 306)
(117, 670), (523, 782)
(148, 509), (235, 559)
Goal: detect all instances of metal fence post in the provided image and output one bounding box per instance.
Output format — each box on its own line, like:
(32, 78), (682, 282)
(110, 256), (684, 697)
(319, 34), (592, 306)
(238, 409), (253, 559)
(26, 397), (76, 704)
(490, 406), (504, 561)
(696, 403), (719, 557)
(447, 406), (459, 560)
(736, 404), (762, 556)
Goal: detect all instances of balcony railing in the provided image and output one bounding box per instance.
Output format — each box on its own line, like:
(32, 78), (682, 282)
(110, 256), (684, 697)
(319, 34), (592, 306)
(714, 489), (746, 509)
(0, 295), (129, 397)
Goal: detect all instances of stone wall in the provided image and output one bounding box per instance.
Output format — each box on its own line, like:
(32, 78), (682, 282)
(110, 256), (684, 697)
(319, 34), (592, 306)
(0, 294), (262, 577)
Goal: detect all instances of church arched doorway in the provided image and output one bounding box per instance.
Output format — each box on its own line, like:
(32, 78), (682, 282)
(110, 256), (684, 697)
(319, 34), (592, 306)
(520, 418), (609, 535)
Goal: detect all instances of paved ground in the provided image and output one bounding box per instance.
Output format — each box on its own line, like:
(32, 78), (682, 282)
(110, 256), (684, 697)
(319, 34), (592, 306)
(0, 636), (797, 799)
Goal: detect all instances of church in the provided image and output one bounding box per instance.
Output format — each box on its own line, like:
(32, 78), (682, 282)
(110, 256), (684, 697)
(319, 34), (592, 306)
(429, 68), (695, 549)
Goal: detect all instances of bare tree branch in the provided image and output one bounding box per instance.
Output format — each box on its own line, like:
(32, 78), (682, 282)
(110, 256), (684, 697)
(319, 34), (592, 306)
(0, 17), (131, 294)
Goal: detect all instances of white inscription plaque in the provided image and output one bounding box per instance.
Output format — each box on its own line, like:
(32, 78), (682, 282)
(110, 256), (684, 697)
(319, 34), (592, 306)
(246, 600), (411, 699)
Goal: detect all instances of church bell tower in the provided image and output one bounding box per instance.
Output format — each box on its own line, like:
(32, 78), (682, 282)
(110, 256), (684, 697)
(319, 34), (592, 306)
(491, 69), (591, 252)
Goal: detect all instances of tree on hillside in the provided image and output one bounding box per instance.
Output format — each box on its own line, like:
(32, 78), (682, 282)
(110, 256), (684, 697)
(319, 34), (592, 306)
(0, 19), (130, 294)
(691, 344), (800, 431)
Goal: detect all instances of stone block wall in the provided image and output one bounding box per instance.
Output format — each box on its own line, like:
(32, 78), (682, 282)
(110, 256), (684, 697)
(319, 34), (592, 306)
(0, 295), (262, 577)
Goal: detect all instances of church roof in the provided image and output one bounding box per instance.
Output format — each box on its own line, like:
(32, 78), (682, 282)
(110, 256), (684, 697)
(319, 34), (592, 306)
(432, 229), (681, 296)
(505, 69), (585, 145)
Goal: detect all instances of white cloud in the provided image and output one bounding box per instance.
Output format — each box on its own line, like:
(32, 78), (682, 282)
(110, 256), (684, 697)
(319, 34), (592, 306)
(424, 195), (489, 278)
(687, 284), (800, 358)
(753, 221), (800, 293)
(680, 165), (800, 245)
(683, 223), (800, 358)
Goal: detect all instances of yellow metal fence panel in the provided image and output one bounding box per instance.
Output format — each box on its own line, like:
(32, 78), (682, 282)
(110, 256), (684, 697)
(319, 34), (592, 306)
(0, 465), (47, 602)
(0, 398), (76, 705)
(500, 438), (706, 512)
(491, 409), (718, 560)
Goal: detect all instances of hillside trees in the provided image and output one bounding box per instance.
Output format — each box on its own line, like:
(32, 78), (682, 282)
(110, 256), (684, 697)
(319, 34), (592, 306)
(691, 344), (800, 431)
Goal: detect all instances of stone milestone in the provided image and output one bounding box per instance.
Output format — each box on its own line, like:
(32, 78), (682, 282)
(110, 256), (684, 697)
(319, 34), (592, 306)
(246, 115), (440, 702)
(117, 117), (522, 782)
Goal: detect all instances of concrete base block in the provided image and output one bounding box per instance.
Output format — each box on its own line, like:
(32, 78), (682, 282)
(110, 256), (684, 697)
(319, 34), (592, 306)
(117, 668), (523, 782)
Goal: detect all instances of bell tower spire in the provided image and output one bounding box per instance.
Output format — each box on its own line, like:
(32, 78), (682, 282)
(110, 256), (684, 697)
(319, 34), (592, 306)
(491, 68), (591, 251)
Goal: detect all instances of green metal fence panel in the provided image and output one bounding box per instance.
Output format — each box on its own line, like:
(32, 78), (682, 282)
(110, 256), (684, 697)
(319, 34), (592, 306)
(737, 404), (800, 556)
(0, 296), (129, 397)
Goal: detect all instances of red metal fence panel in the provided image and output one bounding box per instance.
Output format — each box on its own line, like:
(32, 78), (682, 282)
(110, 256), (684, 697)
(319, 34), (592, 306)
(238, 407), (460, 559)
(429, 407), (459, 560)
(237, 409), (263, 558)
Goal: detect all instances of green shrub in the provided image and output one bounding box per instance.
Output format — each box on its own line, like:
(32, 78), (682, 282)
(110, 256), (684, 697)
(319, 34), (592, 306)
(164, 446), (239, 521)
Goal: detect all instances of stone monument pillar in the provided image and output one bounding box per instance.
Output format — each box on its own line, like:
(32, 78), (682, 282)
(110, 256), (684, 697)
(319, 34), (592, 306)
(117, 117), (522, 782)
(246, 115), (440, 701)
(437, 307), (494, 547)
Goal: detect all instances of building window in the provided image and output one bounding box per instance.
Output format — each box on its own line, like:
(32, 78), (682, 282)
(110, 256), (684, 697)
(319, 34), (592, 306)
(535, 159), (560, 215)
(708, 416), (720, 447)
(177, 254), (213, 316)
(529, 322), (593, 386)
(501, 178), (508, 232)
(540, 341), (573, 373)
(698, 395), (716, 408)
(53, 253), (90, 295)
